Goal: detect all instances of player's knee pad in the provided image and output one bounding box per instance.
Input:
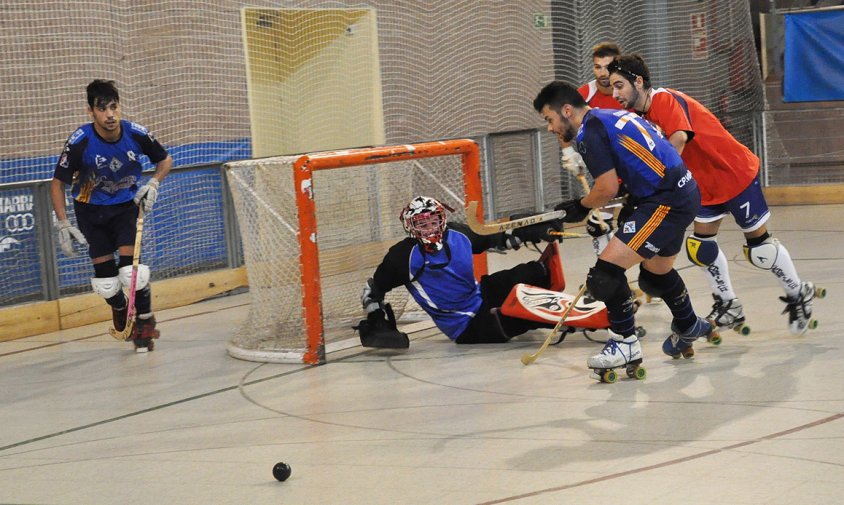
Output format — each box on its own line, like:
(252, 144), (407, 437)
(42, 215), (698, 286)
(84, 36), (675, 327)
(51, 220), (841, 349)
(91, 276), (122, 299)
(118, 264), (151, 291)
(686, 235), (720, 267)
(743, 238), (780, 271)
(638, 267), (681, 299)
(586, 261), (627, 302)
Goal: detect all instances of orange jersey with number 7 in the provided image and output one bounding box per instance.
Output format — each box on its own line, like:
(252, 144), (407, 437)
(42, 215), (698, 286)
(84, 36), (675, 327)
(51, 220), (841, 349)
(644, 87), (759, 206)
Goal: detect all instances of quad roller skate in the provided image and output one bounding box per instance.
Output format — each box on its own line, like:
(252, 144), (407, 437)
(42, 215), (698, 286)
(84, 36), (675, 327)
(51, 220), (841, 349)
(707, 294), (750, 336)
(662, 316), (721, 359)
(132, 315), (160, 353)
(780, 281), (826, 336)
(587, 333), (646, 383)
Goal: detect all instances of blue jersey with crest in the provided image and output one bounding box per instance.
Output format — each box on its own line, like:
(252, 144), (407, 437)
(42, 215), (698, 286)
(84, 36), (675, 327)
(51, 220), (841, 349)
(53, 120), (168, 205)
(575, 108), (697, 202)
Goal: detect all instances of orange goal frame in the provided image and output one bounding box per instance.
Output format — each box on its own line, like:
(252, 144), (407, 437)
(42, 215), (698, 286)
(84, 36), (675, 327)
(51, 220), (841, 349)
(292, 139), (486, 364)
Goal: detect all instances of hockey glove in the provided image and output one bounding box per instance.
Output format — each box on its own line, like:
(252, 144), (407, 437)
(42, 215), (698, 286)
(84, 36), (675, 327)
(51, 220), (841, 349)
(133, 178), (160, 213)
(361, 278), (385, 314)
(512, 219), (563, 245)
(492, 230), (522, 251)
(56, 219), (88, 257)
(354, 303), (410, 349)
(560, 146), (586, 176)
(555, 198), (590, 223)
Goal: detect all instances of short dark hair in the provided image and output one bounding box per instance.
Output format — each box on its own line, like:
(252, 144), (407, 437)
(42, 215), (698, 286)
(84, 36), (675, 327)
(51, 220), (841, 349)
(607, 54), (652, 89)
(86, 79), (120, 108)
(592, 42), (621, 59)
(533, 81), (587, 113)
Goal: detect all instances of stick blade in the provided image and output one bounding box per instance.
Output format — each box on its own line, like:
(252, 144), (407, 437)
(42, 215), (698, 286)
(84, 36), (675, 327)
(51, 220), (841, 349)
(520, 353), (536, 365)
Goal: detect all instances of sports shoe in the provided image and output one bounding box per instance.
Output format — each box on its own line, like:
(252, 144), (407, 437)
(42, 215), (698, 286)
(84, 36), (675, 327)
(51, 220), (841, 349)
(662, 316), (719, 359)
(587, 332), (642, 369)
(780, 281), (815, 336)
(132, 315), (160, 353)
(707, 294), (746, 331)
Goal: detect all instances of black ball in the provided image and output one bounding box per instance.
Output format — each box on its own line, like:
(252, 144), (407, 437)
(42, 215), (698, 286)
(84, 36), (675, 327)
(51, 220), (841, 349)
(272, 462), (291, 482)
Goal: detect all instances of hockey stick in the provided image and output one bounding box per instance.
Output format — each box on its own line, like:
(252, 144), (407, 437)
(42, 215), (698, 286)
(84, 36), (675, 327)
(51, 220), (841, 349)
(520, 284), (588, 365)
(576, 173), (608, 232)
(108, 207), (145, 341)
(548, 231), (589, 238)
(465, 201), (566, 236)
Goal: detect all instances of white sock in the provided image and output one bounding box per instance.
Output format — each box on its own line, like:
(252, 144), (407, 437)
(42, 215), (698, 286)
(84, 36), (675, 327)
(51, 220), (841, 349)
(700, 243), (737, 300)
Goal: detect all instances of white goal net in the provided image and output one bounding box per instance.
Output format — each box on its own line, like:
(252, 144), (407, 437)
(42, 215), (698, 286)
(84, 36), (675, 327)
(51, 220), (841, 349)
(225, 140), (485, 364)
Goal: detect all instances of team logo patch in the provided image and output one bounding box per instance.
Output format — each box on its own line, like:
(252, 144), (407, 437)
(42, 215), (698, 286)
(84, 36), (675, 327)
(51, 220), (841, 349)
(95, 155), (107, 169)
(623, 221), (636, 234)
(109, 157), (123, 172)
(127, 150), (136, 162)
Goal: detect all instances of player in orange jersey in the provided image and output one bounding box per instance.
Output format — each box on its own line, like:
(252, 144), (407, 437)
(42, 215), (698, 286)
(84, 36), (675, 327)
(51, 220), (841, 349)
(562, 42), (625, 257)
(608, 54), (820, 336)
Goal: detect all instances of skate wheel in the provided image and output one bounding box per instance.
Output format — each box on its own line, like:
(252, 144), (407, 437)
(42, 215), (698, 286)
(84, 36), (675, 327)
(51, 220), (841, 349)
(815, 287), (826, 299)
(809, 319), (818, 330)
(734, 324), (751, 336)
(707, 333), (722, 346)
(602, 369), (618, 383)
(635, 326), (647, 338)
(681, 347), (695, 359)
(626, 365), (647, 380)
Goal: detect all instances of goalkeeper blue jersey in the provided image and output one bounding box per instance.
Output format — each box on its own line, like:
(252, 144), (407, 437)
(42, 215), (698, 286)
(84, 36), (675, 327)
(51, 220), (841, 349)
(373, 228), (483, 340)
(53, 120), (168, 205)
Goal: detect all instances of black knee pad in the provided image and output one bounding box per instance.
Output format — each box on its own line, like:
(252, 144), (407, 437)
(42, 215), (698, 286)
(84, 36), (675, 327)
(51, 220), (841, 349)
(586, 259), (629, 302)
(638, 267), (682, 299)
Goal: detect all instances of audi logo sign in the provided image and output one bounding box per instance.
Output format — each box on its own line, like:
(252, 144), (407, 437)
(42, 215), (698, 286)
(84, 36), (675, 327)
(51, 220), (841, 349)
(4, 213), (35, 233)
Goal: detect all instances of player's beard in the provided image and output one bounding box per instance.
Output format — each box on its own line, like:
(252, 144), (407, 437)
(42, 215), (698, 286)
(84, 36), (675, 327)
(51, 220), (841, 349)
(560, 118), (577, 143)
(623, 88), (640, 111)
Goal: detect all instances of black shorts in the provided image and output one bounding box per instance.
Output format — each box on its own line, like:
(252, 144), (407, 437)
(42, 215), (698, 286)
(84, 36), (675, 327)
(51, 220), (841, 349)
(455, 261), (552, 344)
(73, 200), (139, 259)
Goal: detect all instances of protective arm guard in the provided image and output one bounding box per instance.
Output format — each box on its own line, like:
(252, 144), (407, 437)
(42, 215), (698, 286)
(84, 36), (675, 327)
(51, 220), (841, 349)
(361, 277), (386, 314)
(354, 303), (410, 349)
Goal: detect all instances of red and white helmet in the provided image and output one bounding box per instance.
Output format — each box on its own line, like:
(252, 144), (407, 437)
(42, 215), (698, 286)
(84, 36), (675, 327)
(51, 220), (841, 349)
(400, 196), (447, 252)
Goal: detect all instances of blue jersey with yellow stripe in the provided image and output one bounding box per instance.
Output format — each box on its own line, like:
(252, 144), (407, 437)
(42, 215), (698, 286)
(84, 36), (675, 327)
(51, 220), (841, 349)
(575, 108), (694, 202)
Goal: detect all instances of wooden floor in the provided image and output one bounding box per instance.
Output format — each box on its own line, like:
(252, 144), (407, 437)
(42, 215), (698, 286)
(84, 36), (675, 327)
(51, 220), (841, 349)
(1, 204), (842, 505)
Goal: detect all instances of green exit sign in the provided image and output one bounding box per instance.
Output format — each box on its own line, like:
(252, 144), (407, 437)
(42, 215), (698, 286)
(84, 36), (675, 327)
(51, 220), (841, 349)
(534, 13), (548, 28)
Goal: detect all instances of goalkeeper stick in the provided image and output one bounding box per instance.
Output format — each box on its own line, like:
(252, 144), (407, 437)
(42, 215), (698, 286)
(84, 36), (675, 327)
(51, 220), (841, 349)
(109, 207), (145, 341)
(465, 201), (566, 236)
(520, 284), (588, 365)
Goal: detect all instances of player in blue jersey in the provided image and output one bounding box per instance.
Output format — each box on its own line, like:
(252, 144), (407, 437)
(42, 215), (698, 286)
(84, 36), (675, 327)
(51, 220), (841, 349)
(50, 80), (172, 352)
(359, 196), (566, 345)
(533, 81), (717, 376)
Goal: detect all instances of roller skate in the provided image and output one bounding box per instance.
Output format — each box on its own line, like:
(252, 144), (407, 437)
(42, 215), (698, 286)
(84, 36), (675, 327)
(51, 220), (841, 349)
(132, 315), (160, 353)
(587, 332), (646, 383)
(780, 281), (826, 336)
(662, 316), (721, 359)
(707, 294), (750, 335)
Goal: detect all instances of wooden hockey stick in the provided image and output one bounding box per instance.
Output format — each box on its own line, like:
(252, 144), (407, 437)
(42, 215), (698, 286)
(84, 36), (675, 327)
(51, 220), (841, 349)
(548, 230), (589, 238)
(108, 207), (145, 341)
(521, 284), (588, 365)
(576, 173), (608, 232)
(465, 201), (566, 236)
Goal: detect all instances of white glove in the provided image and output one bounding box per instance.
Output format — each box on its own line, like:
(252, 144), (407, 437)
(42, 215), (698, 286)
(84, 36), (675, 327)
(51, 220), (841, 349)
(561, 146), (586, 176)
(56, 219), (88, 257)
(133, 178), (160, 212)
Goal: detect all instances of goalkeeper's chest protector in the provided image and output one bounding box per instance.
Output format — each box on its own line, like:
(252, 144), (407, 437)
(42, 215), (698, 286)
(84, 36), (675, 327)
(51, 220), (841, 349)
(406, 230), (482, 339)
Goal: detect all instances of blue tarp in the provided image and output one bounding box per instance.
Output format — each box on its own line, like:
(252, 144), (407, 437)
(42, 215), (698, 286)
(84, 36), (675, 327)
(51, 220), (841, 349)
(784, 10), (844, 102)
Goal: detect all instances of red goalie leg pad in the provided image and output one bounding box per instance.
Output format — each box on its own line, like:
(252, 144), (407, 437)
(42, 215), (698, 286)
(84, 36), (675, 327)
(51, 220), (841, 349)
(538, 241), (565, 291)
(500, 283), (610, 329)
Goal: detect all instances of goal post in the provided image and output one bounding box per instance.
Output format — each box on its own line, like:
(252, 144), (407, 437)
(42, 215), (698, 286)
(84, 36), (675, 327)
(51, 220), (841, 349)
(225, 139), (486, 365)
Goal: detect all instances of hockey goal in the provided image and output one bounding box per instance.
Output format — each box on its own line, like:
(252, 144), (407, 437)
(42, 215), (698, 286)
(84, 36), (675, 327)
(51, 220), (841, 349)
(225, 139), (487, 364)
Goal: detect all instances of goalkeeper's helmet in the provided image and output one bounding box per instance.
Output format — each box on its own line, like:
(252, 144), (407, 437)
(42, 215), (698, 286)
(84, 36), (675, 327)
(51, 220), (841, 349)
(400, 196), (447, 252)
